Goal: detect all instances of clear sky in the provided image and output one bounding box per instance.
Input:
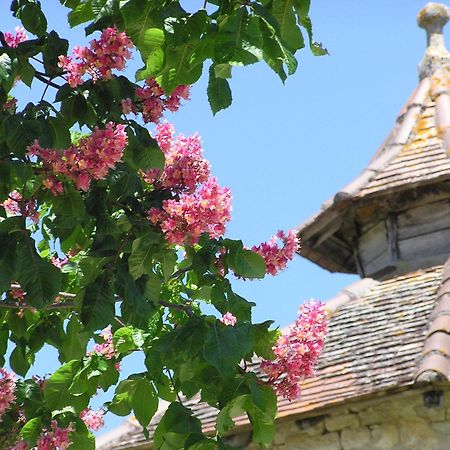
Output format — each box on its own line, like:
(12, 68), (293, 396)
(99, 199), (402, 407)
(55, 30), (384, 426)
(2, 0), (446, 434)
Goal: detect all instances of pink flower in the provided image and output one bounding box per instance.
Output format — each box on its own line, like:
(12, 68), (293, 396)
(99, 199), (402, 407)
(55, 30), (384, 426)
(51, 257), (68, 269)
(58, 27), (133, 87)
(220, 312), (237, 326)
(42, 177), (64, 196)
(4, 27), (28, 48)
(10, 286), (25, 300)
(2, 191), (39, 223)
(260, 300), (327, 401)
(143, 123), (210, 193)
(28, 123), (127, 192)
(3, 97), (17, 112)
(122, 80), (189, 124)
(252, 230), (299, 276)
(80, 408), (105, 431)
(0, 368), (16, 418)
(148, 177), (232, 245)
(36, 421), (73, 450)
(6, 441), (28, 450)
(88, 326), (115, 360)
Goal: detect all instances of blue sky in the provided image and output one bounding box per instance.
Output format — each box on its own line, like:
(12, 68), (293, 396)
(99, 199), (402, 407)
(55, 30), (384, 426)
(2, 0), (445, 434)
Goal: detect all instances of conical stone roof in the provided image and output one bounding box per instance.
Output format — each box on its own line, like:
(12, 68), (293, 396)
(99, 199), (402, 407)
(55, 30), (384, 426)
(297, 3), (450, 279)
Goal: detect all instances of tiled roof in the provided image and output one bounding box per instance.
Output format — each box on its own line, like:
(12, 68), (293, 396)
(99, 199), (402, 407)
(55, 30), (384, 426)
(100, 264), (447, 449)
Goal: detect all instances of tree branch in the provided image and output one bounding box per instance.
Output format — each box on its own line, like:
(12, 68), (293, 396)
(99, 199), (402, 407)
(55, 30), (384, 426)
(159, 300), (193, 317)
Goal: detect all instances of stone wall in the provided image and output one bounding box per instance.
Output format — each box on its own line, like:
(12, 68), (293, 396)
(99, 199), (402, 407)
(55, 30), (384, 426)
(238, 386), (450, 450)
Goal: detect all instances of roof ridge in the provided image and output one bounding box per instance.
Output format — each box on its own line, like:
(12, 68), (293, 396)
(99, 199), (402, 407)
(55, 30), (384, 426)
(416, 256), (450, 382)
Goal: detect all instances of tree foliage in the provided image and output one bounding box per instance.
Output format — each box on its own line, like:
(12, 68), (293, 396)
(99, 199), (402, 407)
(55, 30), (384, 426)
(0, 0), (326, 448)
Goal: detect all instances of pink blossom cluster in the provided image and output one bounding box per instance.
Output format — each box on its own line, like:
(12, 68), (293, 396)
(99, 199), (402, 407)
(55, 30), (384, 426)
(260, 300), (327, 401)
(10, 286), (25, 301)
(143, 122), (210, 193)
(4, 27), (28, 48)
(35, 421), (73, 450)
(252, 229), (298, 276)
(220, 312), (237, 326)
(0, 368), (16, 418)
(80, 408), (105, 431)
(89, 326), (115, 360)
(2, 191), (39, 223)
(122, 80), (190, 123)
(148, 176), (232, 245)
(58, 27), (133, 87)
(28, 122), (127, 192)
(51, 257), (69, 269)
(3, 97), (17, 112)
(6, 440), (28, 450)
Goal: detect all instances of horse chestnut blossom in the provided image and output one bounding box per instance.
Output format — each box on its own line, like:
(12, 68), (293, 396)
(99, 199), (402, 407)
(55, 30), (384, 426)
(35, 421), (73, 450)
(2, 191), (39, 223)
(28, 122), (127, 192)
(220, 312), (237, 326)
(143, 122), (210, 193)
(122, 80), (190, 124)
(148, 177), (232, 245)
(252, 229), (299, 276)
(4, 27), (27, 48)
(88, 326), (115, 360)
(260, 300), (327, 401)
(80, 408), (105, 431)
(0, 368), (16, 418)
(6, 440), (28, 450)
(58, 27), (133, 87)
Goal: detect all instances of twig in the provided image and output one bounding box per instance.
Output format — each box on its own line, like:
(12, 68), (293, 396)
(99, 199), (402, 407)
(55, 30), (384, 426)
(159, 300), (193, 317)
(170, 265), (193, 280)
(167, 370), (183, 404)
(34, 71), (61, 89)
(0, 301), (74, 310)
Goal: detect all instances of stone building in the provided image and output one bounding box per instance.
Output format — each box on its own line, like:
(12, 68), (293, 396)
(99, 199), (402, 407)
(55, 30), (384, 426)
(99, 3), (450, 450)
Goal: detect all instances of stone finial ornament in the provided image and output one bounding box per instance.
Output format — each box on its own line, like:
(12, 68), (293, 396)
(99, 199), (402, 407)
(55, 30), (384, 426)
(417, 3), (450, 79)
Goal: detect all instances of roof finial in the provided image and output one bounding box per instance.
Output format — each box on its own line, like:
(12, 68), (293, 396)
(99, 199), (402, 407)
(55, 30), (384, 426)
(417, 3), (450, 79)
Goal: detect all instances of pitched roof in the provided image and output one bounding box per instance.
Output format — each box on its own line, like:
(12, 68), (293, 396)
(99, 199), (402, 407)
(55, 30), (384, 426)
(100, 262), (450, 449)
(297, 4), (450, 274)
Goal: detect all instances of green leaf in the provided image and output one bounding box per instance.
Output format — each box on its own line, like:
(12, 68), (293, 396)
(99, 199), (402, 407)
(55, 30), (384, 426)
(20, 417), (42, 445)
(68, 420), (95, 450)
(128, 233), (159, 280)
(10, 345), (31, 376)
(44, 360), (87, 411)
(80, 272), (115, 330)
(43, 31), (69, 76)
(59, 315), (90, 362)
(0, 53), (13, 88)
(216, 8), (261, 66)
(67, 1), (95, 27)
(293, 0), (327, 55)
(113, 326), (136, 353)
(228, 249), (266, 279)
(153, 403), (202, 450)
(207, 66), (232, 115)
(120, 0), (163, 59)
(15, 235), (62, 307)
(132, 378), (158, 428)
(17, 58), (35, 87)
(108, 379), (136, 416)
(203, 323), (253, 379)
(124, 134), (165, 172)
(216, 394), (248, 433)
(20, 2), (48, 36)
(270, 0), (304, 51)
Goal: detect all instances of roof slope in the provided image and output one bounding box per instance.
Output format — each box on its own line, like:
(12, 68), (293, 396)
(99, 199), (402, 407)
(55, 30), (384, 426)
(101, 264), (448, 449)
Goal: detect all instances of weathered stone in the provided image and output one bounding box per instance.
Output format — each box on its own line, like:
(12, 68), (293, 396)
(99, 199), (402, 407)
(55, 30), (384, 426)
(398, 420), (439, 450)
(358, 407), (385, 425)
(285, 432), (342, 450)
(414, 404), (446, 421)
(295, 415), (327, 437)
(431, 421), (450, 435)
(369, 423), (400, 450)
(340, 427), (371, 450)
(325, 413), (359, 432)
